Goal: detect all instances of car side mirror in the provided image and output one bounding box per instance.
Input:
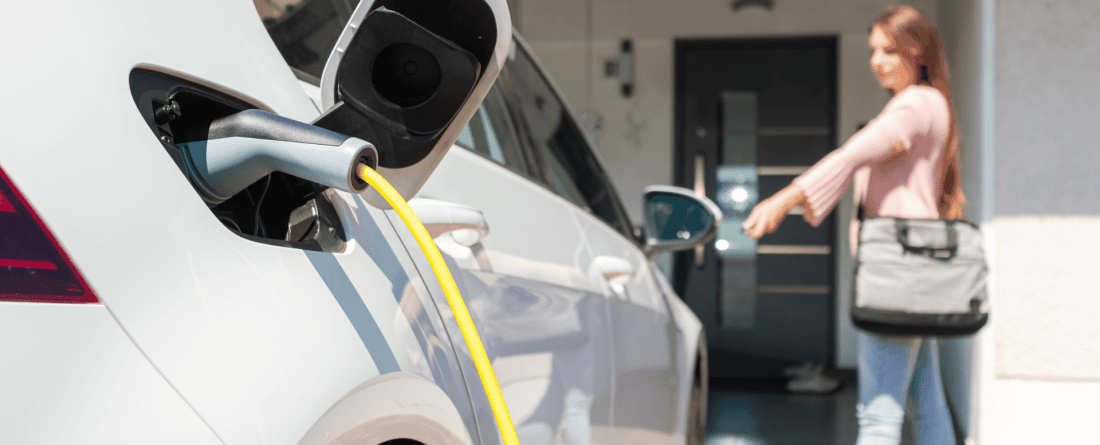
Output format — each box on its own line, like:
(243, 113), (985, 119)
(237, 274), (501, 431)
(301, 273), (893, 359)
(642, 185), (723, 258)
(312, 0), (511, 208)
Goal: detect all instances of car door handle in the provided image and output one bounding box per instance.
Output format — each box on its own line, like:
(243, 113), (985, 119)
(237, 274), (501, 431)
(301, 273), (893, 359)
(408, 198), (489, 246)
(589, 255), (635, 294)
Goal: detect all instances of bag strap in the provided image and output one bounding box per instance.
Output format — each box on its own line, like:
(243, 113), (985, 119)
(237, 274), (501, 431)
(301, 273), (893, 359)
(894, 218), (958, 259)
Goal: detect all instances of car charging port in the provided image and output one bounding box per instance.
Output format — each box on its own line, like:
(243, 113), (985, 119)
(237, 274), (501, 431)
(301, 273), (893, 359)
(129, 66), (374, 252)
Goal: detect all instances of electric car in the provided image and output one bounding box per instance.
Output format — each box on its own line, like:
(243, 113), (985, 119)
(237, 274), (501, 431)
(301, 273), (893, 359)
(0, 0), (718, 444)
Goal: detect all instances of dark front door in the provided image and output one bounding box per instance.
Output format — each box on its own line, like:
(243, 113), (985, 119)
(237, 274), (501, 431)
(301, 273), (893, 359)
(674, 37), (838, 379)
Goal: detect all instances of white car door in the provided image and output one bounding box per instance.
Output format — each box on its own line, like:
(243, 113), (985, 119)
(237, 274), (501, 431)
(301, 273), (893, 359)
(502, 38), (687, 445)
(409, 77), (617, 445)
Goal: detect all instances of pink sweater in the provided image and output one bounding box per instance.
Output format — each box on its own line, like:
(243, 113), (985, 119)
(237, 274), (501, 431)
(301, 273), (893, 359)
(792, 85), (951, 254)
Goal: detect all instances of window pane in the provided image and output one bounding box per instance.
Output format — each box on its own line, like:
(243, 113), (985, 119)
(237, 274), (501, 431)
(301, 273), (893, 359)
(717, 91), (759, 329)
(457, 83), (529, 173)
(506, 45), (632, 236)
(457, 124), (475, 148)
(542, 146), (590, 209)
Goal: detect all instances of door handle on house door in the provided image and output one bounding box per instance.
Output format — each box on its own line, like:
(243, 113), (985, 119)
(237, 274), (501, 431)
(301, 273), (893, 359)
(693, 153), (706, 268)
(407, 198), (489, 246)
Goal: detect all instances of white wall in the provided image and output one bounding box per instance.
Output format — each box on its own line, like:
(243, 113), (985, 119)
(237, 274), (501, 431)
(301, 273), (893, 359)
(977, 0), (1100, 442)
(513, 0), (936, 371)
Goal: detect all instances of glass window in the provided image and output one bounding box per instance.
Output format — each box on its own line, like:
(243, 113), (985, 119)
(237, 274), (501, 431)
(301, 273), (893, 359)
(456, 124), (475, 148)
(456, 83), (530, 175)
(505, 44), (634, 237)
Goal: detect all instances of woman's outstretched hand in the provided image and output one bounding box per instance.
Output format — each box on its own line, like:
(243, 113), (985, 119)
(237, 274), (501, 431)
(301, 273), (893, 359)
(742, 199), (787, 239)
(742, 184), (809, 239)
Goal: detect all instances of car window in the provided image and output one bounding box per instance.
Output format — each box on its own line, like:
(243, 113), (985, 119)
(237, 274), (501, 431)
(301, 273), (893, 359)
(505, 44), (634, 237)
(456, 83), (530, 175)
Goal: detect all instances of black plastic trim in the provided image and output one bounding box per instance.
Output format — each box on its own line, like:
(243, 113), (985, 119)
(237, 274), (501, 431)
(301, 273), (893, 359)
(851, 306), (988, 337)
(335, 9), (480, 137)
(129, 66), (346, 253)
(370, 0), (498, 76)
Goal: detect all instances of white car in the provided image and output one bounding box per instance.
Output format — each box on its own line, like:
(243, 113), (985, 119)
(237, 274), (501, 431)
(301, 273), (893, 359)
(0, 1), (720, 444)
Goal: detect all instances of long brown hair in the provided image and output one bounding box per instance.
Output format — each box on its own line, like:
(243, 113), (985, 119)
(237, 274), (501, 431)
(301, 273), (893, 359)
(873, 5), (965, 218)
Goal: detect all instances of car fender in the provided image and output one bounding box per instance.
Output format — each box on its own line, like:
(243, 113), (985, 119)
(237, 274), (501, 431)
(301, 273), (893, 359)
(298, 371), (475, 445)
(651, 263), (707, 443)
(651, 263), (705, 374)
(667, 292), (705, 371)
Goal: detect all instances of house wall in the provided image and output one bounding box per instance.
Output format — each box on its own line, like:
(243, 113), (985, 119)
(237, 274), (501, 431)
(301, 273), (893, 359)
(978, 0), (1100, 443)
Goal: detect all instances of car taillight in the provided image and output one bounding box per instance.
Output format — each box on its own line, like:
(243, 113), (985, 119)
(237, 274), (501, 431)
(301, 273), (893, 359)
(0, 165), (98, 303)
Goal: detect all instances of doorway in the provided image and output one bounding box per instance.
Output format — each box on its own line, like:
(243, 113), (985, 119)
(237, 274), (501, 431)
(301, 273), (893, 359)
(674, 37), (839, 379)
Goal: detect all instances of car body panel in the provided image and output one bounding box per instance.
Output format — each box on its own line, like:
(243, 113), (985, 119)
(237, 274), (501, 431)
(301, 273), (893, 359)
(502, 35), (702, 445)
(575, 205), (682, 444)
(298, 371), (475, 445)
(392, 147), (617, 445)
(0, 304), (221, 445)
(1, 0), (480, 443)
(421, 149), (601, 293)
(657, 263), (708, 444)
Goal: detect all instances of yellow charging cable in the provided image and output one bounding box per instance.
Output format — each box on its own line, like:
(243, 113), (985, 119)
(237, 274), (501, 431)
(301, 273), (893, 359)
(356, 164), (519, 445)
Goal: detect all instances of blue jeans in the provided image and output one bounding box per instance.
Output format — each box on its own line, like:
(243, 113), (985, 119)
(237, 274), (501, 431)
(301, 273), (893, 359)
(856, 332), (956, 445)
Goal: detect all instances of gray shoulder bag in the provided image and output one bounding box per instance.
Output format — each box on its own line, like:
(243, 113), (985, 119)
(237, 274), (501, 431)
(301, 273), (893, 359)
(853, 212), (990, 336)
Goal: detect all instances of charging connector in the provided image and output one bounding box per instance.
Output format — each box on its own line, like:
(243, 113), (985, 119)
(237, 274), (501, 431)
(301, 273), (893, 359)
(178, 110), (378, 205)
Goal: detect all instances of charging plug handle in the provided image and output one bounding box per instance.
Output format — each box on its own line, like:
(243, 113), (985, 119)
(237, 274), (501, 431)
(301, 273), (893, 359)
(178, 110), (378, 205)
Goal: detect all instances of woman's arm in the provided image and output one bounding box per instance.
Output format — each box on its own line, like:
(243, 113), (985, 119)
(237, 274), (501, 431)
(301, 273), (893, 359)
(741, 91), (932, 238)
(742, 183), (807, 239)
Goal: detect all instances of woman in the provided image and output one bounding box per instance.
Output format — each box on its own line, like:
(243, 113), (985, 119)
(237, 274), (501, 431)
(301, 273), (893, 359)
(742, 5), (961, 445)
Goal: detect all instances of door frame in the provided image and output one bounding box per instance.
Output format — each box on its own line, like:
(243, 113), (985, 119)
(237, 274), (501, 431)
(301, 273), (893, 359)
(671, 35), (840, 370)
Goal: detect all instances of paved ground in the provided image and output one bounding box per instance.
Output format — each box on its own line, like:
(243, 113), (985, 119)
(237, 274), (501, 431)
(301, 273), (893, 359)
(704, 379), (917, 445)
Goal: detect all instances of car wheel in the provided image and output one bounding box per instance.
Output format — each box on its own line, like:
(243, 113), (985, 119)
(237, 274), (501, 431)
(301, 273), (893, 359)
(686, 361), (708, 445)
